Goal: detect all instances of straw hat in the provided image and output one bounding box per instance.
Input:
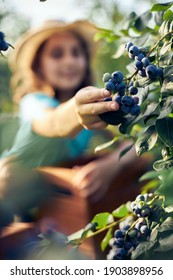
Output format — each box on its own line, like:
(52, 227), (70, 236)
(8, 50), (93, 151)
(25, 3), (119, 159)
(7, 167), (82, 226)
(9, 20), (99, 72)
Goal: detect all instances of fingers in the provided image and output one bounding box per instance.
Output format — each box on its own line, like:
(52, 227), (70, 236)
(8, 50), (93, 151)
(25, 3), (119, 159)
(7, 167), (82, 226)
(79, 181), (101, 198)
(83, 121), (108, 130)
(75, 87), (112, 104)
(78, 100), (119, 115)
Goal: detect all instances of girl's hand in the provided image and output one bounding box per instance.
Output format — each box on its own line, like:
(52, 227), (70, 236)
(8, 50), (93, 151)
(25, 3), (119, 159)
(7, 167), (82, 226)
(72, 157), (117, 202)
(75, 86), (119, 130)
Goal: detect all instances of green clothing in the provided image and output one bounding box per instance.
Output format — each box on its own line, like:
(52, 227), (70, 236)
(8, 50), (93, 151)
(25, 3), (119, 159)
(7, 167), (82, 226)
(0, 93), (94, 168)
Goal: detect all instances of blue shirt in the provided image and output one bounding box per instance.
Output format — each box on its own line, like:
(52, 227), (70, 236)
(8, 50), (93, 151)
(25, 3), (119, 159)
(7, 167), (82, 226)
(1, 93), (93, 168)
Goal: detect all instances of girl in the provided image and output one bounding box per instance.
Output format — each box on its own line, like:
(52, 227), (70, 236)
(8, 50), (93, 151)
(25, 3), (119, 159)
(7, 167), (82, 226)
(0, 20), (138, 227)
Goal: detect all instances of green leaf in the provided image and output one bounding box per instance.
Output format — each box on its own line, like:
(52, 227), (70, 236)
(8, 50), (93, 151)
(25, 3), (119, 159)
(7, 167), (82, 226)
(91, 212), (112, 229)
(119, 143), (134, 160)
(131, 240), (157, 260)
(133, 11), (152, 32)
(139, 171), (159, 182)
(161, 75), (173, 96)
(158, 217), (173, 233)
(156, 233), (173, 252)
(159, 19), (172, 36)
(151, 2), (173, 12)
(112, 44), (126, 59)
(94, 29), (120, 42)
(163, 9), (173, 21)
(135, 125), (158, 156)
(156, 117), (173, 146)
(112, 204), (129, 218)
(160, 41), (172, 55)
(120, 29), (129, 36)
(153, 159), (173, 172)
(165, 205), (173, 213)
(144, 114), (159, 125)
(101, 228), (113, 252)
(141, 180), (159, 193)
(154, 11), (164, 26)
(150, 224), (160, 241)
(163, 65), (173, 78)
(94, 137), (119, 154)
(159, 97), (173, 119)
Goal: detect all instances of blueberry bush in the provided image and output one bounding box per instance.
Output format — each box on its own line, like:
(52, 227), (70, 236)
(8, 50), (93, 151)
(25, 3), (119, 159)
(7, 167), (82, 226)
(67, 1), (173, 260)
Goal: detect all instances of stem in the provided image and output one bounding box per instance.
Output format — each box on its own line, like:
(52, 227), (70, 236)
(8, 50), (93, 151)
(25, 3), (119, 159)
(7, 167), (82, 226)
(147, 31), (173, 57)
(69, 215), (132, 245)
(125, 70), (138, 81)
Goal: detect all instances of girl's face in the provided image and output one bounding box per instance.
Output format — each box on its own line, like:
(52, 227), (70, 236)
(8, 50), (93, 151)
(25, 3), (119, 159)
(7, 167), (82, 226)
(39, 32), (88, 93)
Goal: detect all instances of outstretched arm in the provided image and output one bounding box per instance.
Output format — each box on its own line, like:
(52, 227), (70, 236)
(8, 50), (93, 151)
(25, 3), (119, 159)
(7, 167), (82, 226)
(32, 87), (119, 138)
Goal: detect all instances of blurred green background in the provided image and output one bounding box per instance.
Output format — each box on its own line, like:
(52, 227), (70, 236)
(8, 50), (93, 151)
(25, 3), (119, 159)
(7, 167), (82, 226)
(0, 0), (160, 154)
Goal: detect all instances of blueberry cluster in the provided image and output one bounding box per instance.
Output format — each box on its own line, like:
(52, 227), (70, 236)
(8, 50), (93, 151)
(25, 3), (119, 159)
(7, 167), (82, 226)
(0, 32), (9, 51)
(0, 31), (14, 53)
(107, 193), (155, 260)
(102, 72), (140, 116)
(125, 42), (163, 79)
(131, 194), (154, 217)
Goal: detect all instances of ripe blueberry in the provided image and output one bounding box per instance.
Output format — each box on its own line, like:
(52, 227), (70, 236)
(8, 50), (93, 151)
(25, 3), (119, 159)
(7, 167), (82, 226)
(129, 86), (138, 95)
(111, 71), (124, 83)
(129, 45), (140, 57)
(125, 42), (133, 51)
(146, 64), (157, 79)
(105, 81), (115, 91)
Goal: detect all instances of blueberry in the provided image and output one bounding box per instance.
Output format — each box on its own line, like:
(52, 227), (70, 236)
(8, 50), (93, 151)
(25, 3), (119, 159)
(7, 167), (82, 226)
(141, 57), (150, 68)
(118, 90), (125, 96)
(114, 238), (124, 247)
(124, 241), (133, 250)
(157, 67), (163, 78)
(129, 45), (140, 57)
(121, 105), (131, 114)
(133, 96), (139, 104)
(135, 60), (143, 70)
(130, 105), (140, 116)
(129, 86), (138, 95)
(125, 42), (134, 51)
(128, 52), (135, 59)
(141, 206), (150, 217)
(105, 81), (115, 91)
(114, 95), (122, 105)
(129, 81), (133, 87)
(102, 72), (111, 83)
(127, 229), (138, 238)
(145, 64), (157, 79)
(0, 40), (9, 51)
(104, 97), (112, 102)
(116, 248), (127, 258)
(122, 224), (130, 231)
(117, 82), (126, 92)
(140, 225), (150, 236)
(136, 194), (145, 202)
(111, 71), (124, 83)
(114, 229), (124, 238)
(0, 31), (5, 40)
(135, 53), (145, 61)
(138, 68), (146, 77)
(121, 95), (133, 106)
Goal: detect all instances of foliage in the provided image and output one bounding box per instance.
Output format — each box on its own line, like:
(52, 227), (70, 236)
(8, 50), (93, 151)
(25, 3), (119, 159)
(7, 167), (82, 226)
(67, 1), (173, 260)
(0, 5), (30, 113)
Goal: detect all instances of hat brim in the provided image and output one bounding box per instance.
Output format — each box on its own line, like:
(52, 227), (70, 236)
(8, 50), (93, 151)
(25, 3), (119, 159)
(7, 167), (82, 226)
(9, 20), (99, 71)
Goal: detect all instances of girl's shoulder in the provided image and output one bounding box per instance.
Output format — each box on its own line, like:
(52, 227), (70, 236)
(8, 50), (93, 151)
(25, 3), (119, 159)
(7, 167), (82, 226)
(19, 92), (59, 123)
(20, 92), (59, 107)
